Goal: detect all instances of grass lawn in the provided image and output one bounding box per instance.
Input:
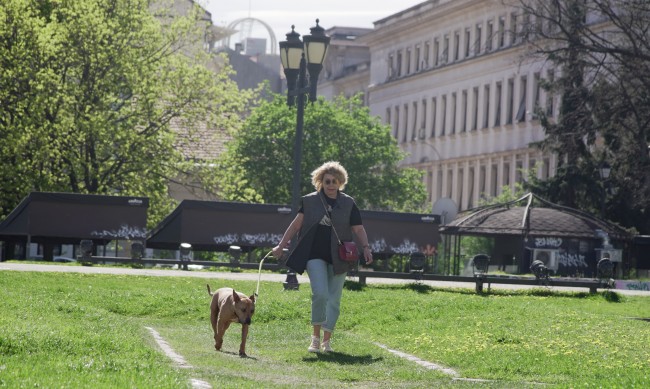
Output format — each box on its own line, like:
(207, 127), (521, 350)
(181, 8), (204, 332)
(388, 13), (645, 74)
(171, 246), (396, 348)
(0, 269), (648, 388)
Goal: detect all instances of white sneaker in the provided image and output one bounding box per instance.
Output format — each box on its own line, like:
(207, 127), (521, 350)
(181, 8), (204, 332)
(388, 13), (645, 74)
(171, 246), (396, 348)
(308, 336), (320, 353)
(321, 340), (333, 353)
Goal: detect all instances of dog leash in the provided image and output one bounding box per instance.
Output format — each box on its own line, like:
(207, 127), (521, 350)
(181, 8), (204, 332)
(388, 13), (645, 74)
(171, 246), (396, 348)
(255, 250), (274, 299)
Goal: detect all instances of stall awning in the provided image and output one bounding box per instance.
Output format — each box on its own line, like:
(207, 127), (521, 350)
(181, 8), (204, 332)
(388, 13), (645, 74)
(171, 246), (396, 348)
(0, 192), (149, 244)
(146, 199), (441, 254)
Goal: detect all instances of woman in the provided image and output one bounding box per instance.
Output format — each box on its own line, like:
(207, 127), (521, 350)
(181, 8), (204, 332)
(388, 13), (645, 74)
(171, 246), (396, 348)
(272, 161), (373, 353)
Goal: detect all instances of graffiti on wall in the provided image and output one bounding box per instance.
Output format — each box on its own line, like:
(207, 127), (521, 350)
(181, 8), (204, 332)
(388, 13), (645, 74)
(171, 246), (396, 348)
(534, 237), (563, 248)
(213, 233), (283, 246)
(364, 239), (436, 255)
(557, 252), (588, 268)
(91, 225), (147, 239)
(614, 281), (650, 291)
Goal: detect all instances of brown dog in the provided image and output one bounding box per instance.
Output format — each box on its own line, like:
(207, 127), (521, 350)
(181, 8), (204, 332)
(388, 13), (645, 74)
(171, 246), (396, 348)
(207, 285), (256, 357)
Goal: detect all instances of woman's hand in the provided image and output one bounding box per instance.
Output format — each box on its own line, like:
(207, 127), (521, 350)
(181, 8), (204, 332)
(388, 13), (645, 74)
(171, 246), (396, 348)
(271, 245), (285, 259)
(362, 245), (373, 265)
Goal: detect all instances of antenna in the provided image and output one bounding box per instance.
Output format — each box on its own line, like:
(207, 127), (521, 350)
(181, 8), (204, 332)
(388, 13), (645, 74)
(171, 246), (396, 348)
(432, 197), (458, 225)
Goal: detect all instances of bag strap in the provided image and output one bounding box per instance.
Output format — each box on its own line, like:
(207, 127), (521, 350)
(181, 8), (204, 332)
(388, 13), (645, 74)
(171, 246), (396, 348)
(318, 192), (343, 245)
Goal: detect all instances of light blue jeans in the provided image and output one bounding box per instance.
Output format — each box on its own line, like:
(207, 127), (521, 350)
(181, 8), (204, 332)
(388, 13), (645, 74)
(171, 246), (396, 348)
(306, 259), (347, 333)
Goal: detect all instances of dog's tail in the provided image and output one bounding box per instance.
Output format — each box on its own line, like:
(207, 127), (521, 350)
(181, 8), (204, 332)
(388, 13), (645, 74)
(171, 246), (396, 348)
(206, 284), (213, 296)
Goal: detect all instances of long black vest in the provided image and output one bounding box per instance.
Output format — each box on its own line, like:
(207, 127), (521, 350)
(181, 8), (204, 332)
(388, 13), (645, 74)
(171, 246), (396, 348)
(285, 191), (357, 275)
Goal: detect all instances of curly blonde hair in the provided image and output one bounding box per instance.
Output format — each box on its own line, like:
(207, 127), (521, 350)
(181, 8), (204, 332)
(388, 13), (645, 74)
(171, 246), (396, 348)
(311, 161), (348, 191)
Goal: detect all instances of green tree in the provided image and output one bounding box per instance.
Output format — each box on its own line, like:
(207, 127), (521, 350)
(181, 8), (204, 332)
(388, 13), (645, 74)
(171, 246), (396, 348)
(518, 0), (650, 233)
(0, 0), (248, 225)
(213, 93), (427, 212)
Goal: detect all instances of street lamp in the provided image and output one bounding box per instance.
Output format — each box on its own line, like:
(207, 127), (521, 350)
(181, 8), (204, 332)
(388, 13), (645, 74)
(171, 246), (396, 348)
(598, 161), (611, 219)
(279, 19), (330, 213)
(228, 245), (242, 265)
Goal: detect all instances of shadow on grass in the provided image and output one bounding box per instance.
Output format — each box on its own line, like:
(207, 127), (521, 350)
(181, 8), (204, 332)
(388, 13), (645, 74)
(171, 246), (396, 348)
(344, 280), (367, 291)
(302, 352), (383, 365)
(218, 350), (259, 360)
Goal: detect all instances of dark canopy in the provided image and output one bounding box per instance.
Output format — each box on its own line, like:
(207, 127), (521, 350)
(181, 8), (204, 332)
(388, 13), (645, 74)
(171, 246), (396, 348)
(439, 192), (632, 275)
(146, 199), (441, 254)
(0, 192), (149, 245)
(146, 200), (294, 251)
(361, 210), (440, 255)
(441, 193), (629, 240)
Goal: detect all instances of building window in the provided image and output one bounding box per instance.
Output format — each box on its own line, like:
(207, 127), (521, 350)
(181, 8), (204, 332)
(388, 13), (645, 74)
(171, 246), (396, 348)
(441, 95), (447, 136)
(483, 84), (490, 129)
(442, 35), (449, 64)
(486, 20), (493, 52)
(430, 97), (437, 138)
(511, 12), (519, 45)
(386, 107), (392, 134)
(454, 31), (460, 61)
(451, 92), (457, 134)
(461, 90), (468, 132)
(472, 87), (479, 130)
(495, 82), (502, 126)
(479, 165), (487, 196)
(516, 75), (527, 122)
(421, 99), (427, 137)
(424, 41), (430, 69)
(546, 69), (555, 117)
(506, 78), (514, 125)
(491, 164), (498, 196)
(542, 157), (550, 178)
(516, 158), (523, 183)
(388, 53), (395, 79)
(506, 78), (515, 124)
(402, 104), (408, 143)
(397, 50), (403, 77)
(457, 168), (464, 207)
(533, 72), (541, 114)
(411, 101), (418, 140)
(406, 47), (412, 75)
(499, 16), (506, 48)
(468, 167), (475, 208)
(394, 106), (400, 139)
(434, 38), (440, 66)
(415, 44), (421, 72)
(475, 23), (482, 54)
(465, 28), (471, 57)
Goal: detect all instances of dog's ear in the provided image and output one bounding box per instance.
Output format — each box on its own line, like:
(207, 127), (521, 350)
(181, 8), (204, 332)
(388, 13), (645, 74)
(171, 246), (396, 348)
(249, 294), (256, 303)
(232, 289), (241, 303)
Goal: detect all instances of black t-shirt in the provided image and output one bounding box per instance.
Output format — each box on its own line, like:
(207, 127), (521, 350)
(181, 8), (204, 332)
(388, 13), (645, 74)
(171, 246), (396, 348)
(299, 192), (362, 264)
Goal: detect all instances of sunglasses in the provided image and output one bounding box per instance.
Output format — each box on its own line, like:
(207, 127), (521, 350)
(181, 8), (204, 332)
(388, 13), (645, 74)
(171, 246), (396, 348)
(324, 179), (338, 185)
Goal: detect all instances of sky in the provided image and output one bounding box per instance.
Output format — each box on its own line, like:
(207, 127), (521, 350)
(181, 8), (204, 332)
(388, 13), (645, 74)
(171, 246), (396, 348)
(203, 0), (426, 53)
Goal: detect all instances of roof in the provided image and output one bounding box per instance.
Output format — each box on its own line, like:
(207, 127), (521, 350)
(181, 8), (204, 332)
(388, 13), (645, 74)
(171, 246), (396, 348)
(0, 192), (149, 244)
(440, 193), (630, 241)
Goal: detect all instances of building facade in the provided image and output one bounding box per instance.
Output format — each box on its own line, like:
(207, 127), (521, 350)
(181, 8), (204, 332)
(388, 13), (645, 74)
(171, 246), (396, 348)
(360, 0), (558, 212)
(318, 27), (372, 104)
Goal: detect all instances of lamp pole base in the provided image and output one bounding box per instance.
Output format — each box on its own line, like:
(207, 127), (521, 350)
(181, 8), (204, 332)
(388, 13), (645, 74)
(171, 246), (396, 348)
(283, 270), (300, 290)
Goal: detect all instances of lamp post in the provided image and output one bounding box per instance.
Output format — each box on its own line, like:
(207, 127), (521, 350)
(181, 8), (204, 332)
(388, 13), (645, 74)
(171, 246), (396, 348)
(598, 162), (611, 219)
(279, 20), (330, 213)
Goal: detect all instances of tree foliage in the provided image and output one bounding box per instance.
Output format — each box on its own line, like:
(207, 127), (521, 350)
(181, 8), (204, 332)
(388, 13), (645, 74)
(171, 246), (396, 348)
(213, 93), (427, 212)
(0, 0), (248, 225)
(518, 0), (650, 233)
